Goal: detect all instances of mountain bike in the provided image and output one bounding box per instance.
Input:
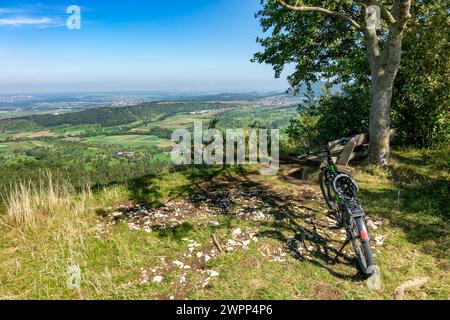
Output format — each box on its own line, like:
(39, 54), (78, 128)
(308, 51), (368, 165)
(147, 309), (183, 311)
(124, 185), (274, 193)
(298, 137), (375, 276)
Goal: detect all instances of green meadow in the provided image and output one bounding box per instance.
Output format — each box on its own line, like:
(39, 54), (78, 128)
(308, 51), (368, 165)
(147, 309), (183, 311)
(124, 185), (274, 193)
(83, 135), (174, 148)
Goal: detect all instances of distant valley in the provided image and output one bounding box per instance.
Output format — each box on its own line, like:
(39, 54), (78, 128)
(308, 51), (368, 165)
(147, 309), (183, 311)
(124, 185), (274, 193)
(0, 92), (302, 191)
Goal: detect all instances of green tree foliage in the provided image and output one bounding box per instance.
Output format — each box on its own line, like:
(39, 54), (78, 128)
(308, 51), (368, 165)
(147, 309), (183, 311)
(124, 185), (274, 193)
(283, 82), (370, 153)
(0, 139), (171, 196)
(282, 0), (449, 150)
(253, 0), (368, 93)
(391, 1), (450, 147)
(314, 83), (370, 142)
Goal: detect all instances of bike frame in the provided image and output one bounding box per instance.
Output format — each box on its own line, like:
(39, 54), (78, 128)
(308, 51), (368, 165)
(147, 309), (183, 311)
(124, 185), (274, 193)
(298, 137), (375, 274)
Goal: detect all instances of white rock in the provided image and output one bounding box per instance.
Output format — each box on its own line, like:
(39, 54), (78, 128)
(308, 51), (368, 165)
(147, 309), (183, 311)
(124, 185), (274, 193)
(207, 270), (220, 277)
(173, 260), (184, 268)
(188, 241), (200, 248)
(143, 226), (152, 233)
(232, 228), (242, 237)
(375, 235), (385, 246)
(201, 279), (210, 288)
(367, 220), (378, 230)
(153, 275), (163, 283)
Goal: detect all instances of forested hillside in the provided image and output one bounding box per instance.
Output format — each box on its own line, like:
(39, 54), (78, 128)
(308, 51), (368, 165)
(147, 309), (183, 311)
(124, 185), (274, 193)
(0, 101), (236, 131)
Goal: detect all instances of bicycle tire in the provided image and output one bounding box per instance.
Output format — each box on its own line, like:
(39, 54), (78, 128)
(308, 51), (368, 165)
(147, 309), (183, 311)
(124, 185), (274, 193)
(350, 217), (375, 276)
(319, 172), (337, 211)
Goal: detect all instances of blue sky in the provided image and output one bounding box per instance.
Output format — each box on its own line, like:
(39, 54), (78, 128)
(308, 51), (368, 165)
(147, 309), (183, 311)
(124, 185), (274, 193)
(0, 0), (290, 94)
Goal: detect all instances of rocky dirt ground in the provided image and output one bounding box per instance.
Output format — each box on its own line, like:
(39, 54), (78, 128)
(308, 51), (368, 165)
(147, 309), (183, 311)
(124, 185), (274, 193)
(93, 165), (387, 299)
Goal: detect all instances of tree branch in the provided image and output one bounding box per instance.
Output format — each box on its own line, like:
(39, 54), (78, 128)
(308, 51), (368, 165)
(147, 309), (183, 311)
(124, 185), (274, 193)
(380, 7), (396, 26)
(277, 0), (363, 30)
(364, 27), (382, 72)
(394, 0), (412, 29)
(355, 1), (396, 26)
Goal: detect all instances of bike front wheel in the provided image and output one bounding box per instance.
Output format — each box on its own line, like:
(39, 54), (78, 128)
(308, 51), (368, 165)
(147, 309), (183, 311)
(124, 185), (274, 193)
(349, 216), (375, 276)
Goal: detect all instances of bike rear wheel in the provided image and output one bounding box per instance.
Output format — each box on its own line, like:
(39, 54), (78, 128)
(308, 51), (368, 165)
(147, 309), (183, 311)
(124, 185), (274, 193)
(319, 172), (338, 211)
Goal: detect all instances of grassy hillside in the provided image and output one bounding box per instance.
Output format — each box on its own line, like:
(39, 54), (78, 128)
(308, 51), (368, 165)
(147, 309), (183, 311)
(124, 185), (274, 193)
(0, 101), (236, 131)
(0, 148), (448, 299)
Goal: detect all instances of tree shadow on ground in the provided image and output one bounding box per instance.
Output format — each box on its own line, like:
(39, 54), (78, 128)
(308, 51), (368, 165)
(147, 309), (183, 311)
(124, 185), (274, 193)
(256, 220), (364, 282)
(126, 165), (229, 207)
(127, 173), (164, 206)
(174, 165), (365, 281)
(118, 148), (449, 281)
(156, 222), (195, 241)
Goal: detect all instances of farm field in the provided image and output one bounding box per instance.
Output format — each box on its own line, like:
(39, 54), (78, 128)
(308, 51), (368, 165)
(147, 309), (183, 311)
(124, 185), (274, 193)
(0, 132), (11, 140)
(0, 141), (45, 161)
(0, 140), (52, 152)
(51, 125), (101, 137)
(143, 113), (214, 130)
(13, 130), (54, 139)
(0, 109), (75, 120)
(83, 135), (175, 148)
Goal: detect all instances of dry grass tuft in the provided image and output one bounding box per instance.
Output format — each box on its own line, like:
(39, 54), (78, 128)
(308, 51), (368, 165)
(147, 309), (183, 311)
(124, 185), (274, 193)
(1, 171), (91, 229)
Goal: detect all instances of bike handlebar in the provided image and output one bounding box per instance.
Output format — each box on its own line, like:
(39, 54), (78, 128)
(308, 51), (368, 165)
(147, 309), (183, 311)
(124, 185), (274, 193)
(297, 136), (353, 160)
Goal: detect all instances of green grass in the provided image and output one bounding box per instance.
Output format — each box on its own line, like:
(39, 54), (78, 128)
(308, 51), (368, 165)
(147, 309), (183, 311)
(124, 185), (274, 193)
(0, 148), (448, 299)
(82, 135), (173, 148)
(51, 125), (100, 137)
(0, 132), (11, 140)
(357, 148), (449, 261)
(144, 113), (213, 130)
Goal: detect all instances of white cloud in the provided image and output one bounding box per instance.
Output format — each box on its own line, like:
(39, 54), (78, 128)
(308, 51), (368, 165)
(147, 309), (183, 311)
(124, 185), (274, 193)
(0, 7), (25, 14)
(0, 17), (53, 26)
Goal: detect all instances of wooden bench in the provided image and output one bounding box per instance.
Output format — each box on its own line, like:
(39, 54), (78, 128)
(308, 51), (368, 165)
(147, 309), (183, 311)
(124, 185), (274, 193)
(296, 130), (396, 168)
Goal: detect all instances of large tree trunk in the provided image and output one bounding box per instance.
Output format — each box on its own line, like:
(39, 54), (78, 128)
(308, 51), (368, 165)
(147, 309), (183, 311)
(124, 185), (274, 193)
(366, 25), (405, 166)
(368, 75), (394, 165)
(365, 1), (411, 166)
